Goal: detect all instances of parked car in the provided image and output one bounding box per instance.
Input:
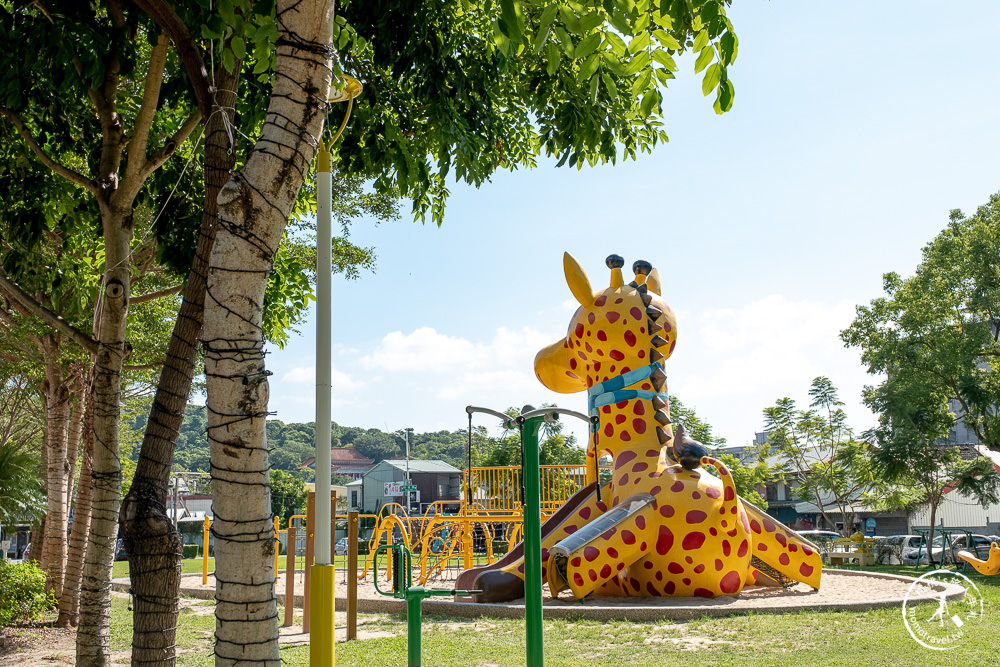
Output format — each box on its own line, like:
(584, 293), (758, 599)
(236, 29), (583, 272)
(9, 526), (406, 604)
(334, 537), (348, 556)
(902, 534), (996, 566)
(875, 534), (923, 564)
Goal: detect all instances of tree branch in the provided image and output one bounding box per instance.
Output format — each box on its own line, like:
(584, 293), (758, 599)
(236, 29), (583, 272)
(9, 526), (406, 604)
(130, 285), (182, 304)
(139, 111), (202, 182)
(132, 0), (213, 120)
(125, 38), (170, 183)
(0, 268), (99, 355)
(0, 108), (100, 195)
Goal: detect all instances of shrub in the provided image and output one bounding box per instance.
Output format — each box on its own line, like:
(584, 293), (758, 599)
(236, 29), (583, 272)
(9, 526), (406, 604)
(182, 544), (199, 559)
(0, 560), (54, 629)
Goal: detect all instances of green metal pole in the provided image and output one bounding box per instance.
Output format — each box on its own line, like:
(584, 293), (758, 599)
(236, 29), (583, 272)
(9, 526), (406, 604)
(521, 415), (544, 667)
(406, 593), (423, 667)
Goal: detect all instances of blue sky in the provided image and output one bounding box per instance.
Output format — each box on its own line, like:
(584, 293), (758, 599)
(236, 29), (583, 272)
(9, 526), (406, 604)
(264, 1), (1000, 449)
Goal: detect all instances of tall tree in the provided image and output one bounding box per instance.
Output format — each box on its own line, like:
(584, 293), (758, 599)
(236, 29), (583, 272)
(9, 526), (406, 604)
(843, 194), (1000, 454)
(762, 377), (877, 536)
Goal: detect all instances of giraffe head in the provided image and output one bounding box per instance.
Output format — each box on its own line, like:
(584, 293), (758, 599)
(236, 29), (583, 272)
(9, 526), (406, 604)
(535, 253), (677, 393)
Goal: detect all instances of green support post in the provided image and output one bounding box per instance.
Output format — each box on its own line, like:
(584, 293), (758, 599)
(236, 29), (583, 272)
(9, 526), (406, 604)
(520, 414), (544, 667)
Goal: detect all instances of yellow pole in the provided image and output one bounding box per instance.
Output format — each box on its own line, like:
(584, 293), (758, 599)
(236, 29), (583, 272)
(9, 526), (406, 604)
(274, 517), (281, 583)
(202, 516), (210, 585)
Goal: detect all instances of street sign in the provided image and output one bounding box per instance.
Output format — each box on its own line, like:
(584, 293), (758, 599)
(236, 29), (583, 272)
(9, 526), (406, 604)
(401, 485), (417, 492)
(384, 482), (402, 496)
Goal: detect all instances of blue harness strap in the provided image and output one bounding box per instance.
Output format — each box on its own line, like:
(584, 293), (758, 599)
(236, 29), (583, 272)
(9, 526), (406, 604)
(587, 362), (668, 428)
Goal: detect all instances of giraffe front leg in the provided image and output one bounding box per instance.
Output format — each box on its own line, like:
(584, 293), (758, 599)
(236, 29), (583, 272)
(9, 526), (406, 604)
(546, 493), (658, 599)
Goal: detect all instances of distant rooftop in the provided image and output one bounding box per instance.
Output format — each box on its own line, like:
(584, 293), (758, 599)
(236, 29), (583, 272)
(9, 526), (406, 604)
(380, 459), (461, 474)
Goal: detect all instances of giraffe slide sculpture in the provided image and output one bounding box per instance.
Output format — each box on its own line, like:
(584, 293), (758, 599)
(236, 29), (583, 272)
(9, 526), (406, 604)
(457, 253), (823, 602)
(957, 543), (1000, 576)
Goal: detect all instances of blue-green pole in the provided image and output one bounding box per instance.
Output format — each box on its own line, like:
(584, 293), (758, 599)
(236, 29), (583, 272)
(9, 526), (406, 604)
(521, 416), (544, 667)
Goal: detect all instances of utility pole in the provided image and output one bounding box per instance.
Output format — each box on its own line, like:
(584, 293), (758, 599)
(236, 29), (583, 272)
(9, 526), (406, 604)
(405, 427), (414, 512)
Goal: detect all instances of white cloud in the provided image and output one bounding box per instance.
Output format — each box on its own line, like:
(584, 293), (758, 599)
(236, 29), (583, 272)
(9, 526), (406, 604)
(280, 364), (361, 390)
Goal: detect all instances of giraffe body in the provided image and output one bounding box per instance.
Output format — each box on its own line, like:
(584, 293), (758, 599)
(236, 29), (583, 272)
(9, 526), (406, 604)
(462, 253), (822, 602)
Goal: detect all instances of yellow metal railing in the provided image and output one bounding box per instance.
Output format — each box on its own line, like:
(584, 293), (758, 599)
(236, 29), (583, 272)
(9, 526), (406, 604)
(463, 464), (609, 514)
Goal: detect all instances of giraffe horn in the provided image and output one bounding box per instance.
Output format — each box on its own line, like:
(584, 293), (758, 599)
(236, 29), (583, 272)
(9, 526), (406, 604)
(563, 252), (594, 307)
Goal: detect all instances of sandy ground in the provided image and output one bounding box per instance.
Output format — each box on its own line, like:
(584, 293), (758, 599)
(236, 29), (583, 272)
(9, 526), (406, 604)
(0, 567), (947, 665)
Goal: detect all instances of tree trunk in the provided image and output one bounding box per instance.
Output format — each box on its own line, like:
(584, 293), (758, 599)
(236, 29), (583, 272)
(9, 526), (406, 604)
(204, 2), (332, 662)
(41, 334), (71, 601)
(76, 199), (132, 665)
(121, 63), (239, 666)
(58, 377), (95, 627)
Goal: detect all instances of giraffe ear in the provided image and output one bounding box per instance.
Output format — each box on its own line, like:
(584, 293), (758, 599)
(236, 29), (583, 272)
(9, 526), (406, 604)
(646, 268), (662, 296)
(563, 252), (594, 307)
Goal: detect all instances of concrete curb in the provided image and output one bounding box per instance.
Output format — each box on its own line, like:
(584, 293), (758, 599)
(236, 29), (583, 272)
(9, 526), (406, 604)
(114, 569), (964, 622)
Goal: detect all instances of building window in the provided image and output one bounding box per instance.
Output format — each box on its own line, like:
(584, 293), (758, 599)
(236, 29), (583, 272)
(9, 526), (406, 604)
(351, 491), (358, 507)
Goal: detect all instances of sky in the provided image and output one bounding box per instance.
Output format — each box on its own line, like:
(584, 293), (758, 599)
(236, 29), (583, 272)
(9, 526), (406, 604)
(263, 1), (1000, 450)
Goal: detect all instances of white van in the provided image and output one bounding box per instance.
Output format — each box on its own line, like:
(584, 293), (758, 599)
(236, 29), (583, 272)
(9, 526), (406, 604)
(876, 534), (923, 564)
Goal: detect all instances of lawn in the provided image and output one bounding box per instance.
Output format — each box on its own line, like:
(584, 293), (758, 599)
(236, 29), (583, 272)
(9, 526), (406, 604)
(102, 564), (999, 666)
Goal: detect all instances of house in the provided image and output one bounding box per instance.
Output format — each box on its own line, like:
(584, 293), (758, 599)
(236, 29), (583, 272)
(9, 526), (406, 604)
(352, 459), (462, 514)
(299, 446), (375, 480)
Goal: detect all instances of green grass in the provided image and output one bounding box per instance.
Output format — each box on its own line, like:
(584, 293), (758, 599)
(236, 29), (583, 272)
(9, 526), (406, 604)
(100, 563), (1000, 666)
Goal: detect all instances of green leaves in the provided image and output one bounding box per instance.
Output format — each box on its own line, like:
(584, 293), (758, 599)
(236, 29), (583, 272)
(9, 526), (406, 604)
(694, 46), (714, 74)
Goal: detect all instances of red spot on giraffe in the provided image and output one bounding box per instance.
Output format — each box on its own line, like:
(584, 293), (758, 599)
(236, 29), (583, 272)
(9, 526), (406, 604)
(615, 400), (627, 408)
(715, 558), (724, 571)
(620, 431), (631, 442)
(619, 473), (630, 486)
(604, 424), (614, 438)
(682, 532), (706, 550)
(565, 371), (578, 379)
(691, 491), (701, 500)
(518, 564), (524, 573)
(757, 543), (768, 552)
(574, 323), (585, 338)
(685, 556), (693, 564)
(670, 481), (684, 493)
(610, 349), (625, 361)
(668, 562), (684, 574)
(650, 485), (662, 496)
(720, 570), (741, 594)
(617, 450), (637, 465)
(630, 306), (643, 321)
(737, 540), (749, 557)
(606, 547), (618, 558)
(730, 506), (738, 514)
(656, 525), (674, 555)
(694, 564), (705, 574)
(579, 507), (591, 520)
(634, 402), (646, 416)
(584, 546), (600, 562)
(722, 539), (731, 558)
(632, 420), (647, 435)
(588, 569), (598, 582)
(622, 530), (636, 545)
(629, 577), (640, 591)
(775, 533), (787, 547)
(694, 588), (714, 598)
(617, 562), (625, 571)
(615, 298), (623, 304)
(655, 571), (663, 581)
(595, 295), (607, 307)
(624, 330), (637, 347)
(564, 525), (578, 535)
(664, 581), (676, 594)
(632, 461), (648, 473)
(686, 510), (707, 524)
(800, 563), (814, 577)
(600, 564), (612, 578)
(638, 350), (646, 359)
(763, 519), (776, 533)
(779, 553), (790, 566)
(683, 578), (691, 586)
(597, 330), (607, 341)
(601, 528), (616, 540)
(577, 351), (587, 361)
(750, 519), (762, 534)
(709, 527), (718, 536)
(788, 543), (798, 553)
(659, 504), (675, 519)
(615, 414), (626, 425)
(663, 322), (672, 332)
(606, 312), (620, 323)
(573, 573), (584, 587)
(594, 361), (602, 371)
(588, 313), (596, 324)
(596, 502), (608, 512)
(571, 557), (581, 567)
(802, 545), (813, 556)
(669, 340), (676, 354)
(724, 486), (735, 501)
(636, 515), (646, 530)
(646, 582), (658, 595)
(705, 486), (721, 499)
(569, 358), (577, 370)
(585, 342), (593, 353)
